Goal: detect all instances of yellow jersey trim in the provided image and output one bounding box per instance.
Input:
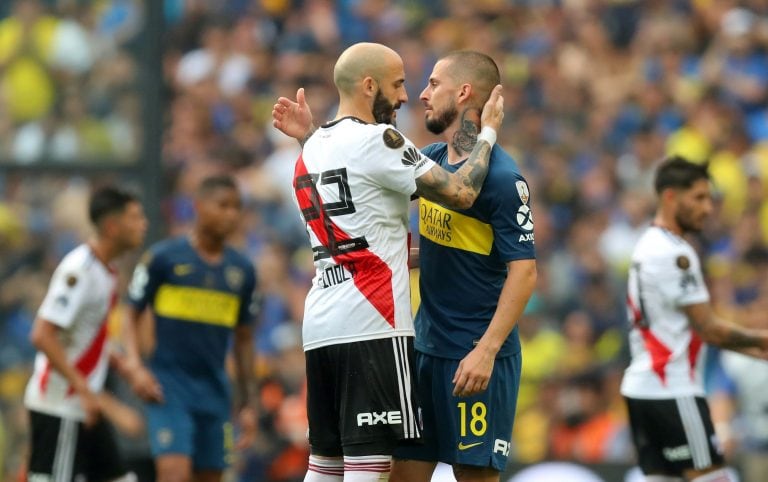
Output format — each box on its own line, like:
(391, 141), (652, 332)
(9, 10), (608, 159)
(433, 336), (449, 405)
(419, 199), (493, 255)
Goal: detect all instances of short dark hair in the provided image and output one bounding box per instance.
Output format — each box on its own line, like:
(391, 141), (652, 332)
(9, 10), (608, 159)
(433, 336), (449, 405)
(441, 51), (500, 107)
(197, 174), (238, 197)
(654, 156), (710, 195)
(89, 186), (138, 226)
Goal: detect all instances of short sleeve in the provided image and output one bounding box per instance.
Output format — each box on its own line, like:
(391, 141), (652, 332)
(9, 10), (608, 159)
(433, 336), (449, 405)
(127, 249), (164, 310)
(37, 263), (90, 329)
(489, 174), (536, 262)
(654, 250), (709, 306)
(362, 126), (435, 196)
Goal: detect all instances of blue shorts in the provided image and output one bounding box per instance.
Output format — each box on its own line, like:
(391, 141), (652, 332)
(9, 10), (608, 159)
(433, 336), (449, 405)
(394, 351), (521, 471)
(145, 391), (233, 471)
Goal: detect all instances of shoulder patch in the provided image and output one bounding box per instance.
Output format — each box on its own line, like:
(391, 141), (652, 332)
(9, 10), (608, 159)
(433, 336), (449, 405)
(515, 180), (530, 205)
(676, 255), (690, 270)
(66, 274), (78, 287)
(383, 128), (405, 149)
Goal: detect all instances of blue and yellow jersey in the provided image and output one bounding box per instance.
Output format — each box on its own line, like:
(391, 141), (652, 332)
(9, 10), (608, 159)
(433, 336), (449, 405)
(128, 236), (257, 405)
(416, 143), (535, 359)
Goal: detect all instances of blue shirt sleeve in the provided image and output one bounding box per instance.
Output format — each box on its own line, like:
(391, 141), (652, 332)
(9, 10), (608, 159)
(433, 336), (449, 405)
(127, 248), (164, 310)
(488, 171), (536, 262)
(420, 143), (440, 161)
(237, 262), (258, 326)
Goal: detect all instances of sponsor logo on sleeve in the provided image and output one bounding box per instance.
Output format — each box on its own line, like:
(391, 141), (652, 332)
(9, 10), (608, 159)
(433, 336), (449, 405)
(402, 147), (421, 166)
(516, 204), (534, 231)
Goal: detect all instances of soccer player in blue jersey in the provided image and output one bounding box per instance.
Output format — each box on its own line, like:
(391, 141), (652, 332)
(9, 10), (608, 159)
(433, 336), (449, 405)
(273, 51), (536, 482)
(390, 51), (537, 482)
(123, 175), (259, 482)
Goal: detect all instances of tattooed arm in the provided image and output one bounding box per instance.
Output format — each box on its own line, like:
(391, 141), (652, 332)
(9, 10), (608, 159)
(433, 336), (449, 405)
(415, 140), (493, 209)
(684, 303), (768, 355)
(415, 86), (504, 209)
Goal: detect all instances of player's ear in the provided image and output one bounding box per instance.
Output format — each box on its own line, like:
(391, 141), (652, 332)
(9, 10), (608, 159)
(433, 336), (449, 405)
(457, 83), (472, 105)
(661, 187), (677, 205)
(362, 77), (377, 98)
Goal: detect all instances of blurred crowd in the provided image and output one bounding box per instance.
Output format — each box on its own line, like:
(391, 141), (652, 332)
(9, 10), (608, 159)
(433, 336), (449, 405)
(3, 0), (768, 480)
(0, 0), (143, 164)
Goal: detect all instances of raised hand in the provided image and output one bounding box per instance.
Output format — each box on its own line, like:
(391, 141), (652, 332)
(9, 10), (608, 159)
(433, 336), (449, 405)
(272, 87), (315, 141)
(480, 85), (504, 133)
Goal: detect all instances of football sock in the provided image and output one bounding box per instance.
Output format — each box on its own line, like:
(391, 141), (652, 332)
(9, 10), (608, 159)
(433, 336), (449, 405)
(343, 455), (391, 481)
(305, 455), (344, 482)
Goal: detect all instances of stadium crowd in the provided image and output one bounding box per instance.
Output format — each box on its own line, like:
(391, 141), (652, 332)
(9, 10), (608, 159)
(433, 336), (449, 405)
(2, 0), (768, 480)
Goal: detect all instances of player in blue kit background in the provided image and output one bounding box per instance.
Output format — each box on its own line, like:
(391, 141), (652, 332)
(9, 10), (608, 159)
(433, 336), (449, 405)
(123, 174), (258, 482)
(271, 50), (535, 482)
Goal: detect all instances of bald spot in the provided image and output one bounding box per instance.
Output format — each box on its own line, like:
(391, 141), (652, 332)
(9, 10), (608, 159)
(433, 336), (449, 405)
(334, 42), (401, 95)
(441, 52), (500, 108)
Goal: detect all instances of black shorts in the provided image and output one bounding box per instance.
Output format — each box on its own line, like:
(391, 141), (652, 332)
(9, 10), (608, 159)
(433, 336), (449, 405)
(625, 396), (725, 476)
(305, 336), (422, 457)
(28, 410), (126, 482)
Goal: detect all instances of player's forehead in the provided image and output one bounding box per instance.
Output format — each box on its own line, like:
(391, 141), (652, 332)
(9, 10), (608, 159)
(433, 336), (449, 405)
(429, 58), (453, 80)
(679, 178), (712, 198)
(379, 57), (405, 85)
(200, 185), (241, 203)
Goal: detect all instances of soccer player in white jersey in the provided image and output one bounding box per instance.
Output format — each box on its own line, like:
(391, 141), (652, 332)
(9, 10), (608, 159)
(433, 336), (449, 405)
(24, 186), (147, 482)
(621, 156), (768, 482)
(273, 42), (504, 481)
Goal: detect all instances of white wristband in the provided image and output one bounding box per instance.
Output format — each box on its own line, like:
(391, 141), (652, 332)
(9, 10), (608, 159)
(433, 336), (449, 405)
(477, 126), (497, 147)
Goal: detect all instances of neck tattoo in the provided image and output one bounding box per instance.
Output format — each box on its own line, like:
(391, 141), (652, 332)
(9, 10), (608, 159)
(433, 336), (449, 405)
(451, 109), (480, 156)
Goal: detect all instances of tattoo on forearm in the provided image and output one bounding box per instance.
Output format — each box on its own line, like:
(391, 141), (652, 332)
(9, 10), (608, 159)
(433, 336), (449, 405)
(419, 139), (490, 209)
(451, 110), (480, 155)
(463, 140), (491, 191)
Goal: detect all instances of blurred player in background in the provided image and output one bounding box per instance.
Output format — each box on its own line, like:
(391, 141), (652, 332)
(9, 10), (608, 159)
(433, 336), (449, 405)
(389, 51), (537, 482)
(124, 174), (258, 482)
(272, 42), (504, 481)
(25, 186), (147, 482)
(622, 157), (768, 482)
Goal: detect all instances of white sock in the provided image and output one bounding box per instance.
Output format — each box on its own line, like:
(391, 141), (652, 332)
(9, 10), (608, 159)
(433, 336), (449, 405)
(305, 455), (344, 482)
(643, 476), (684, 482)
(343, 455), (391, 481)
(690, 468), (735, 482)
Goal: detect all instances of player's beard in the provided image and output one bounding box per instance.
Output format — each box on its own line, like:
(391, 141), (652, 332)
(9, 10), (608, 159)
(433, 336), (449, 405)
(675, 204), (704, 234)
(372, 89), (399, 126)
(425, 100), (458, 135)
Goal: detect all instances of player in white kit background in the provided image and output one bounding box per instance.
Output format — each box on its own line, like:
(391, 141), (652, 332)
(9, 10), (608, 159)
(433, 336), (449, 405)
(24, 186), (147, 482)
(621, 156), (768, 482)
(273, 41), (505, 481)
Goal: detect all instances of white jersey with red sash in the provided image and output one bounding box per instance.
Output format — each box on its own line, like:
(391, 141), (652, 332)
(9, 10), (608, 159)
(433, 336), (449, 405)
(25, 244), (117, 420)
(621, 226), (710, 399)
(293, 117), (435, 351)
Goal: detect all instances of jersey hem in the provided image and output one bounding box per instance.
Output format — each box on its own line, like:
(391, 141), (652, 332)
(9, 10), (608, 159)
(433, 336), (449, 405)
(414, 345), (521, 360)
(303, 329), (415, 351)
(24, 400), (85, 421)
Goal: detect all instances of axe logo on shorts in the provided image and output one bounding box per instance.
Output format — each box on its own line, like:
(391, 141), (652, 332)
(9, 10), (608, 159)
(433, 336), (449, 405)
(356, 411), (402, 426)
